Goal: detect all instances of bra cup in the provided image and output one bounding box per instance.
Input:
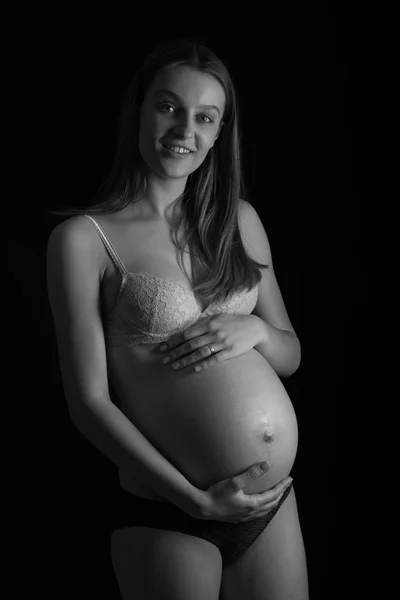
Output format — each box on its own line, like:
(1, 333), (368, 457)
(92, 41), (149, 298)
(105, 272), (259, 347)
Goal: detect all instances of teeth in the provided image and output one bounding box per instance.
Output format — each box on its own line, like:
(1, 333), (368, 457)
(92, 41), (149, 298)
(164, 144), (190, 154)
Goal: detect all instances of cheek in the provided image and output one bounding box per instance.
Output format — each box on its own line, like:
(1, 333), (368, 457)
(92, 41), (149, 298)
(198, 132), (217, 153)
(139, 120), (161, 155)
(140, 109), (163, 136)
(190, 149), (211, 172)
(197, 142), (215, 162)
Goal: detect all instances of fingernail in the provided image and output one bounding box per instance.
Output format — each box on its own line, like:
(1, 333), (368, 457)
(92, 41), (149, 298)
(260, 461), (270, 472)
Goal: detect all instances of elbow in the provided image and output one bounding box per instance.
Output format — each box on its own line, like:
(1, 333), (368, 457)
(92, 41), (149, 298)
(279, 363), (300, 378)
(68, 393), (111, 429)
(283, 359), (301, 378)
(291, 339), (302, 375)
(294, 339), (302, 371)
(280, 338), (302, 378)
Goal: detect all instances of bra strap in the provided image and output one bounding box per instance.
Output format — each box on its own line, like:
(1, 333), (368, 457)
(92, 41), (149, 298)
(84, 215), (127, 276)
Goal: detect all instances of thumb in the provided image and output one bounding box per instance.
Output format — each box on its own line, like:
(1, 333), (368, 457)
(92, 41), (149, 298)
(229, 461), (270, 492)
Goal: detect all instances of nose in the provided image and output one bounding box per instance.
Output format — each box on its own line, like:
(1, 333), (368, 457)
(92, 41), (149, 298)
(172, 113), (194, 139)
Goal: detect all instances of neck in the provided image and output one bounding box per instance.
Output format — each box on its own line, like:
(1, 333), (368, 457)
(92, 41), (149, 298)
(140, 174), (187, 221)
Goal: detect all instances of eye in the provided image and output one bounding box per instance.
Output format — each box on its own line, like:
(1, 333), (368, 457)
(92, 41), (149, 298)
(198, 114), (214, 124)
(158, 102), (214, 124)
(159, 102), (175, 113)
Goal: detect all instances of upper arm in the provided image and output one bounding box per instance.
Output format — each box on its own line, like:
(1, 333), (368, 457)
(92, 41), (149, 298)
(238, 199), (298, 336)
(46, 215), (110, 419)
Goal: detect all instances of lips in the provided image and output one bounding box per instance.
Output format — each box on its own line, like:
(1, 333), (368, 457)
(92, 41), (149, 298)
(162, 143), (194, 153)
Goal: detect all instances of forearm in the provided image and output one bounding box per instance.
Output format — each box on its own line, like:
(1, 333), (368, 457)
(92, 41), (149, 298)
(252, 315), (301, 377)
(70, 398), (204, 513)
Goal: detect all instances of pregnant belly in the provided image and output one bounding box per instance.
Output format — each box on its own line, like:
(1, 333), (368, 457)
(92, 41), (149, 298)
(109, 347), (298, 498)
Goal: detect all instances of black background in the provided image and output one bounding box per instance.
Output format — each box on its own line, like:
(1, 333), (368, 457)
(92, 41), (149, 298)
(7, 5), (360, 599)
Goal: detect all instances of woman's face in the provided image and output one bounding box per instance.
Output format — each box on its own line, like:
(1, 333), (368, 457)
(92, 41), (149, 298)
(138, 65), (226, 181)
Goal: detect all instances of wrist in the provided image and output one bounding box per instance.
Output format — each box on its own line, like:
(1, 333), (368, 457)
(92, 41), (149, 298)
(182, 486), (211, 519)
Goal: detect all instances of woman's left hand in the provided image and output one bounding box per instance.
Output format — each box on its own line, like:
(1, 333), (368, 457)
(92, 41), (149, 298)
(159, 314), (264, 372)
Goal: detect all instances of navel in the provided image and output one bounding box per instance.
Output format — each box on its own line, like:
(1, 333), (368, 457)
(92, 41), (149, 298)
(259, 416), (275, 444)
(263, 429), (274, 443)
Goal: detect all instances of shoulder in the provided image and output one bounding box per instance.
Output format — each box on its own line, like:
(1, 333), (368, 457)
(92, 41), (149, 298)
(47, 214), (106, 274)
(238, 198), (251, 218)
(238, 198), (264, 226)
(238, 199), (263, 232)
(237, 199), (272, 264)
(48, 214), (107, 253)
(48, 214), (93, 245)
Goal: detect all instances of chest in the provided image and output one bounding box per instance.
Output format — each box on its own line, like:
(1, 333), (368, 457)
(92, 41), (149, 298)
(97, 217), (209, 315)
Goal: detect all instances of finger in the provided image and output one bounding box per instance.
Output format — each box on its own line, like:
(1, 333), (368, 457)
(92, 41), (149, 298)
(194, 349), (232, 372)
(164, 341), (197, 364)
(275, 477), (293, 494)
(230, 508), (272, 524)
(193, 357), (217, 372)
(248, 484), (292, 519)
(262, 490), (286, 511)
(183, 318), (211, 341)
(244, 496), (288, 521)
(241, 510), (273, 522)
(159, 335), (181, 351)
(250, 477), (293, 504)
(162, 330), (191, 351)
(271, 478), (293, 500)
(169, 336), (212, 364)
(229, 461), (271, 492)
(169, 343), (194, 361)
(173, 344), (215, 369)
(244, 491), (283, 516)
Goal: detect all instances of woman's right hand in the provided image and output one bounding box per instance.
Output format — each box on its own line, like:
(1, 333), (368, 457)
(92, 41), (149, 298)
(194, 462), (293, 524)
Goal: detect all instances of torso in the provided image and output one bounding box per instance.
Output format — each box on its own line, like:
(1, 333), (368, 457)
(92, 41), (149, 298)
(90, 204), (298, 503)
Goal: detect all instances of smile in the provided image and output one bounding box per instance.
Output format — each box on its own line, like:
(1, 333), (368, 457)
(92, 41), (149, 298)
(162, 143), (192, 154)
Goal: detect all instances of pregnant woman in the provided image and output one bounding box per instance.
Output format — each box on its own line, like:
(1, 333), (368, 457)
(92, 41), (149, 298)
(47, 39), (308, 599)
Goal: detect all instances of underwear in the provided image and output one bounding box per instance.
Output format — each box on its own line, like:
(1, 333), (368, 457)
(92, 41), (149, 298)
(84, 214), (258, 348)
(110, 481), (293, 565)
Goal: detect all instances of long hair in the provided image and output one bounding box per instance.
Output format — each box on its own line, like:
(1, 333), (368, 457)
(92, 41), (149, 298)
(49, 37), (268, 305)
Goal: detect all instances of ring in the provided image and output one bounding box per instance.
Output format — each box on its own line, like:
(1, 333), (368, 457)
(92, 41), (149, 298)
(208, 344), (215, 354)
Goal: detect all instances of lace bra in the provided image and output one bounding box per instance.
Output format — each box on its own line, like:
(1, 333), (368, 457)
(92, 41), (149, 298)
(84, 214), (259, 347)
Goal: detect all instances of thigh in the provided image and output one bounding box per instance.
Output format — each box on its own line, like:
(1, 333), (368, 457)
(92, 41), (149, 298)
(220, 487), (309, 600)
(111, 526), (223, 600)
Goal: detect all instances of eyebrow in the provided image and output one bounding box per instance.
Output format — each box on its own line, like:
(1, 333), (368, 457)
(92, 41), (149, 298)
(154, 89), (221, 116)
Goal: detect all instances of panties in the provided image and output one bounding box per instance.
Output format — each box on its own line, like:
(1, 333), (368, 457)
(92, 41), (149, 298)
(110, 482), (293, 565)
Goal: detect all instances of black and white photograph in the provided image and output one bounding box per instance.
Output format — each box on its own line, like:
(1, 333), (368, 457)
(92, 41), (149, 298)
(7, 6), (360, 599)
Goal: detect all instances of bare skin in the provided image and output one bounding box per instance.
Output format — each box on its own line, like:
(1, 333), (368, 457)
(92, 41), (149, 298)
(93, 208), (298, 501)
(47, 64), (308, 599)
